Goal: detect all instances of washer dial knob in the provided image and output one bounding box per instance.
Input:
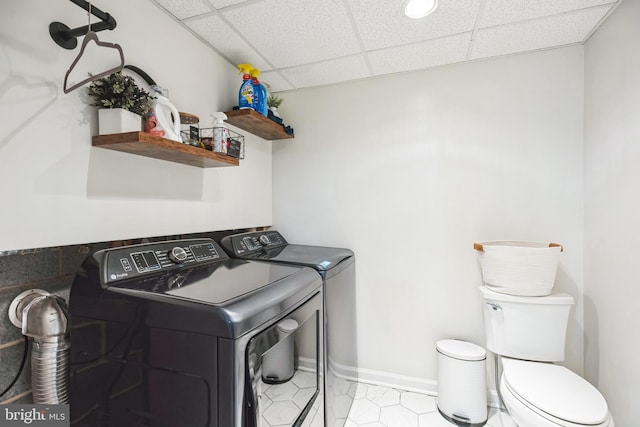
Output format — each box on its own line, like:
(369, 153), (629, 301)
(258, 235), (271, 246)
(169, 247), (188, 263)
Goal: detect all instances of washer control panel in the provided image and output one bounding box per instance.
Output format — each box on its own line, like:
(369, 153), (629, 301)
(221, 231), (287, 256)
(102, 239), (226, 284)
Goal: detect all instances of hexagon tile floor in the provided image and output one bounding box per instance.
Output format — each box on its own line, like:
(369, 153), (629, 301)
(342, 382), (510, 427)
(261, 370), (324, 427)
(262, 374), (512, 427)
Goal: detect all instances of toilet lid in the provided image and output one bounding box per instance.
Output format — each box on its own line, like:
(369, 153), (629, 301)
(503, 359), (608, 425)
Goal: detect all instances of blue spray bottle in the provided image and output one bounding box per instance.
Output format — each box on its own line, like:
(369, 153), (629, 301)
(237, 63), (254, 109)
(250, 67), (268, 117)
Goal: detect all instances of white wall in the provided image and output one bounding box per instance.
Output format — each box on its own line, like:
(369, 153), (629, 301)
(0, 0), (271, 251)
(584, 0), (640, 425)
(273, 46), (585, 390)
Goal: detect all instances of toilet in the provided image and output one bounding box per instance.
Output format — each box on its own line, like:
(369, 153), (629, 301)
(479, 286), (614, 427)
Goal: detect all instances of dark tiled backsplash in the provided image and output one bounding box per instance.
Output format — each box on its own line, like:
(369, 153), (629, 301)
(0, 229), (255, 404)
(0, 243), (100, 404)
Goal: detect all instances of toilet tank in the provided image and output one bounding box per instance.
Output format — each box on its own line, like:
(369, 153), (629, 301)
(479, 286), (574, 362)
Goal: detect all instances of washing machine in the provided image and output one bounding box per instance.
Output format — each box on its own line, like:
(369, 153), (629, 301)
(69, 238), (323, 427)
(220, 230), (357, 427)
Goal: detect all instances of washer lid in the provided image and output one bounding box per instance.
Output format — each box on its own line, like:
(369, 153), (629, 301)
(220, 232), (354, 274)
(502, 359), (608, 425)
(436, 339), (486, 361)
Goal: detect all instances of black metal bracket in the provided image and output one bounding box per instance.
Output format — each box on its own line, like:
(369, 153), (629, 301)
(49, 0), (117, 50)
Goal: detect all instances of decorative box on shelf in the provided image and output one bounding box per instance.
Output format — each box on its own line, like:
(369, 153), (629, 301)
(179, 112), (201, 146)
(98, 108), (143, 135)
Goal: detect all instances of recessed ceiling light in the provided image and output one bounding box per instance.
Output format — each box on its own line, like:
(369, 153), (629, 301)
(403, 0), (438, 19)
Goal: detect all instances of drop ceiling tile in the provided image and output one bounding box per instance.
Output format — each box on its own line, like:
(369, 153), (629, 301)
(280, 55), (370, 89)
(480, 0), (616, 28)
(152, 0), (619, 91)
(152, 0), (212, 20)
(470, 6), (611, 60)
(348, 0), (481, 50)
(222, 0), (361, 68)
(260, 71), (295, 93)
(207, 0), (248, 10)
(186, 15), (272, 71)
(368, 33), (471, 76)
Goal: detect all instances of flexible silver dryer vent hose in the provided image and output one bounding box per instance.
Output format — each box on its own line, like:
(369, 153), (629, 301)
(31, 336), (70, 404)
(8, 289), (70, 404)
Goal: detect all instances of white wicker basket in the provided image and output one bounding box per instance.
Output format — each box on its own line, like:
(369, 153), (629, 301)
(474, 241), (563, 296)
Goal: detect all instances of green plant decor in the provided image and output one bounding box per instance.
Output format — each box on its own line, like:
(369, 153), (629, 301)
(267, 94), (284, 109)
(87, 71), (154, 116)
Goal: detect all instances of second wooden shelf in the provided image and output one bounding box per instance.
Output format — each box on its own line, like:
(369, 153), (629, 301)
(224, 109), (293, 141)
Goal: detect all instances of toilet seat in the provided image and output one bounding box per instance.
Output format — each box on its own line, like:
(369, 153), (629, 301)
(501, 358), (610, 426)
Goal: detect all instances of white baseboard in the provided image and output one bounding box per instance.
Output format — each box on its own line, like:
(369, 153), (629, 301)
(301, 356), (503, 407)
(326, 358), (438, 396)
(351, 367), (439, 396)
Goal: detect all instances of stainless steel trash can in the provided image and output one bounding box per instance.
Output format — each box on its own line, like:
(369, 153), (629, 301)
(437, 339), (487, 426)
(262, 319), (299, 384)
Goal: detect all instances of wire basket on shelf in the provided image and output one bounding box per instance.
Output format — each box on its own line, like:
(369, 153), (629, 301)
(199, 127), (245, 159)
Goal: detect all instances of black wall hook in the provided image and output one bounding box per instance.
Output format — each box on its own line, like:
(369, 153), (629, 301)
(50, 0), (117, 50)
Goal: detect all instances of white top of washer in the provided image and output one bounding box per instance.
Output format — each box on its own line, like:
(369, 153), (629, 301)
(502, 358), (609, 425)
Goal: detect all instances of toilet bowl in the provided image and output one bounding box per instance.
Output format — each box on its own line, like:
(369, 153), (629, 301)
(478, 285), (614, 427)
(500, 358), (614, 427)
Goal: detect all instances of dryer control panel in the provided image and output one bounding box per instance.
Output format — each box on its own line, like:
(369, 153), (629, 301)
(220, 231), (287, 256)
(101, 238), (227, 285)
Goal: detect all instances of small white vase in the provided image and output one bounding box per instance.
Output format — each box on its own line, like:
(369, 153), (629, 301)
(269, 107), (281, 118)
(98, 108), (142, 135)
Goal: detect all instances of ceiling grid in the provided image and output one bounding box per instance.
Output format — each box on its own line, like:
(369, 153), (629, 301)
(150, 0), (621, 92)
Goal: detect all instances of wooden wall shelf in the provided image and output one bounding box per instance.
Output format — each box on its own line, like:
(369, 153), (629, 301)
(224, 109), (293, 141)
(92, 132), (239, 168)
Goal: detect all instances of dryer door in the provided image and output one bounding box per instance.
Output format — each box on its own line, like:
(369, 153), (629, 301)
(245, 291), (323, 427)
